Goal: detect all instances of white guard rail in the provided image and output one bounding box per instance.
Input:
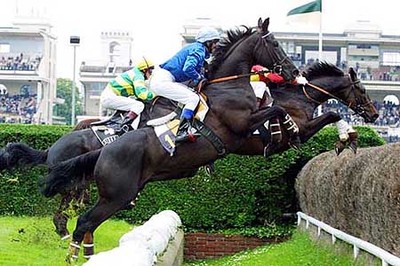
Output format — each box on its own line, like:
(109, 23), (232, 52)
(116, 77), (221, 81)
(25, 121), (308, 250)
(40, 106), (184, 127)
(297, 212), (400, 266)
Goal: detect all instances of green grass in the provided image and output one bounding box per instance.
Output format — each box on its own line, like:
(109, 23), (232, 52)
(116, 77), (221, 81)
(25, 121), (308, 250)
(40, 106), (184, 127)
(184, 231), (357, 266)
(0, 216), (359, 266)
(0, 216), (132, 266)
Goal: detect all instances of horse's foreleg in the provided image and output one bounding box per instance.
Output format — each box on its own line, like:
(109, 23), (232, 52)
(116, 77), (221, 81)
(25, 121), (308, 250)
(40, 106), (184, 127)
(302, 112), (341, 140)
(69, 193), (138, 261)
(249, 106), (290, 132)
(83, 231), (94, 259)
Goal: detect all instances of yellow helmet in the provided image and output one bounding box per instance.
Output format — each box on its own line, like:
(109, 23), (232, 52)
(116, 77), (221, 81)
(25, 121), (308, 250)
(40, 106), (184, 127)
(136, 57), (155, 71)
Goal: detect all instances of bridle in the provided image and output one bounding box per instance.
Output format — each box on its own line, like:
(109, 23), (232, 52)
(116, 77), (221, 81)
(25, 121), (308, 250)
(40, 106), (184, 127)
(261, 32), (295, 80)
(207, 31), (293, 85)
(302, 75), (374, 116)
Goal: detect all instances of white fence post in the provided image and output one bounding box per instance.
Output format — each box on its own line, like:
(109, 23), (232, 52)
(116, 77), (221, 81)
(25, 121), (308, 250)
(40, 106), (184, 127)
(297, 212), (400, 266)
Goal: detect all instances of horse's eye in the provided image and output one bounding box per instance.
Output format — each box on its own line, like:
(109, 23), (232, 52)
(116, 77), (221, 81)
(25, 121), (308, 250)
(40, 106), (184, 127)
(273, 41), (279, 47)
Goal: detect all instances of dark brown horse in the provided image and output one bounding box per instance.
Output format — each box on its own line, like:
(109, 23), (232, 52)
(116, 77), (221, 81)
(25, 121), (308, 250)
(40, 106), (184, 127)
(40, 17), (303, 260)
(236, 62), (378, 156)
(0, 98), (177, 238)
(1, 18), (300, 240)
(49, 63), (379, 240)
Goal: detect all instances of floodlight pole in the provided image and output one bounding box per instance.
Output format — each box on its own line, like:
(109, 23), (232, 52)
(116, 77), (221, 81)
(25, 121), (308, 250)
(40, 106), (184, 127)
(70, 36), (80, 125)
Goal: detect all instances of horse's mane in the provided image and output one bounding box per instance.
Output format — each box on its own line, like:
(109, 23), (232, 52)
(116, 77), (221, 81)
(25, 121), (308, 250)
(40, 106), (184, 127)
(208, 26), (256, 74)
(303, 61), (344, 80)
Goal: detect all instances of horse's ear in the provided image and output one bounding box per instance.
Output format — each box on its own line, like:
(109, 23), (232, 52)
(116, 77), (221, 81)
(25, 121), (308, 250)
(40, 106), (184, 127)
(262, 17), (270, 32)
(349, 67), (357, 80)
(258, 18), (263, 28)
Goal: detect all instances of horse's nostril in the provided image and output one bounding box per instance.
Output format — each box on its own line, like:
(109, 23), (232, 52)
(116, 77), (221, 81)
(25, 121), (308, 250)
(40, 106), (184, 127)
(292, 69), (299, 76)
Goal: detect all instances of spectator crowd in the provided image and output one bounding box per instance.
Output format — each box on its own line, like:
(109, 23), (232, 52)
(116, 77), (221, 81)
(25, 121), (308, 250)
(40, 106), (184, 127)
(0, 53), (42, 71)
(0, 93), (37, 124)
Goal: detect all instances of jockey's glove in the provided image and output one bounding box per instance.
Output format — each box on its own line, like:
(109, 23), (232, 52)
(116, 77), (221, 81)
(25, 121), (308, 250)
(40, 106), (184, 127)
(295, 76), (308, 85)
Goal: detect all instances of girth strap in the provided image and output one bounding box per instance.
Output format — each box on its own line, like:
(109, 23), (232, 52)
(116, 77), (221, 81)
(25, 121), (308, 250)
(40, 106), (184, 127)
(193, 120), (226, 158)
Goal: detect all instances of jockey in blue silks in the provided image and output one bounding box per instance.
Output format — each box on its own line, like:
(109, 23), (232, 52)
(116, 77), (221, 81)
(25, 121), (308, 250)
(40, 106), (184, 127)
(149, 27), (220, 143)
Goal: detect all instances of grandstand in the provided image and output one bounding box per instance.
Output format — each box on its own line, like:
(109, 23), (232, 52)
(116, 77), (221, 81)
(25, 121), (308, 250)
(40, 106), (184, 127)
(78, 30), (133, 121)
(2, 16), (400, 142)
(0, 16), (56, 124)
(77, 18), (400, 142)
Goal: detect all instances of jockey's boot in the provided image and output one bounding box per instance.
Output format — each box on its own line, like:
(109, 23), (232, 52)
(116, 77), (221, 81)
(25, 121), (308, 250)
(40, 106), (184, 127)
(175, 117), (197, 143)
(116, 111), (138, 135)
(282, 114), (301, 150)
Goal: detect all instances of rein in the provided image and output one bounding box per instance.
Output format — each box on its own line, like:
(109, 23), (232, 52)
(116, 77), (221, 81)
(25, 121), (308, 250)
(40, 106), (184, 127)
(207, 72), (256, 84)
(302, 77), (360, 109)
(201, 70), (270, 92)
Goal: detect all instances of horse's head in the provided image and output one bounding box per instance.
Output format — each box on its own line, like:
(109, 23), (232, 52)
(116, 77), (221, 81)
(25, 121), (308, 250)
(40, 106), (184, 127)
(255, 18), (298, 81)
(208, 18), (298, 81)
(304, 62), (378, 123)
(347, 67), (379, 123)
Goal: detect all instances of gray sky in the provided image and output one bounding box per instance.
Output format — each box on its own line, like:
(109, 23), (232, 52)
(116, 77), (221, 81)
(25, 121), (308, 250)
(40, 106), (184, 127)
(1, 0), (397, 78)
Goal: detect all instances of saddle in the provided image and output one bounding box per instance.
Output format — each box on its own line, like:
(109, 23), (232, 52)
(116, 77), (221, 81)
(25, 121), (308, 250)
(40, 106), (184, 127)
(152, 94), (225, 157)
(90, 110), (127, 146)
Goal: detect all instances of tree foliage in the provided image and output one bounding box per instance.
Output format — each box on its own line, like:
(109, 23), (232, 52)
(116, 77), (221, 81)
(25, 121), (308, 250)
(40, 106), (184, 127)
(53, 78), (83, 125)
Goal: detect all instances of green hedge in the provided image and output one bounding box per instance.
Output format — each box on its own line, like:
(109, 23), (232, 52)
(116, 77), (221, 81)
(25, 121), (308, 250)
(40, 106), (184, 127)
(0, 124), (72, 216)
(0, 124), (384, 231)
(118, 126), (384, 230)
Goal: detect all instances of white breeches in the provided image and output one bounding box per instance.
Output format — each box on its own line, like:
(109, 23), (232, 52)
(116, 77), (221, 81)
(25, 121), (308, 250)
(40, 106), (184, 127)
(149, 68), (199, 111)
(250, 81), (271, 99)
(335, 119), (356, 141)
(100, 87), (145, 114)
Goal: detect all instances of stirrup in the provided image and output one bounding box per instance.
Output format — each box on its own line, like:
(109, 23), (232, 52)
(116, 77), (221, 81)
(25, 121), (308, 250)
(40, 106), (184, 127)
(289, 135), (301, 151)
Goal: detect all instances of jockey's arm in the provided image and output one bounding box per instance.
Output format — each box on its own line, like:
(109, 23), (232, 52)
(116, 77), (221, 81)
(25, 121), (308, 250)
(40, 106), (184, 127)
(132, 68), (155, 101)
(183, 50), (206, 84)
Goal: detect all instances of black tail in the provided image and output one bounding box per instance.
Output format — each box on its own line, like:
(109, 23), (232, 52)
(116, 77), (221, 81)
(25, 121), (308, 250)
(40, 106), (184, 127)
(39, 149), (101, 197)
(0, 143), (48, 171)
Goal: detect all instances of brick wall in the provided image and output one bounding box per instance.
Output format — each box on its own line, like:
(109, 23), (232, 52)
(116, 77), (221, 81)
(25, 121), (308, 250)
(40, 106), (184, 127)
(184, 232), (276, 260)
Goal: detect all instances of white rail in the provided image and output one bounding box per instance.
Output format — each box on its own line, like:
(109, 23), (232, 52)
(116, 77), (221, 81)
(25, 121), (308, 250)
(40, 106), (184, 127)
(297, 212), (400, 266)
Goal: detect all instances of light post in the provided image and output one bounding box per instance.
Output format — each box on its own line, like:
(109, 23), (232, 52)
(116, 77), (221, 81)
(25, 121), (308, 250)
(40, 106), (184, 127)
(70, 36), (80, 125)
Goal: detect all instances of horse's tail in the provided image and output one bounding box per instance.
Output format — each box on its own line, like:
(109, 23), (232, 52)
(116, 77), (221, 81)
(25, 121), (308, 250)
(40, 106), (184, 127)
(0, 143), (48, 170)
(39, 149), (101, 197)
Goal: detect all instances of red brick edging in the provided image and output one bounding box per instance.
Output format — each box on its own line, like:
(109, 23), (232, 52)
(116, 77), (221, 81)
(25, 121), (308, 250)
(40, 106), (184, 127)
(184, 232), (277, 260)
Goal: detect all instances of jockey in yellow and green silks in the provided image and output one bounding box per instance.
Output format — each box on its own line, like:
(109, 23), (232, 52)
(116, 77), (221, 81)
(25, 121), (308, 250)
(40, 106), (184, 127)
(100, 57), (155, 132)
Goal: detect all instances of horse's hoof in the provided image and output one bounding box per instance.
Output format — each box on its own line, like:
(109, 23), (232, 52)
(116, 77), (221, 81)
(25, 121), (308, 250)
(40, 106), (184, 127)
(335, 141), (346, 156)
(263, 144), (275, 157)
(65, 253), (77, 265)
(349, 141), (358, 154)
(289, 136), (301, 151)
(204, 162), (215, 176)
